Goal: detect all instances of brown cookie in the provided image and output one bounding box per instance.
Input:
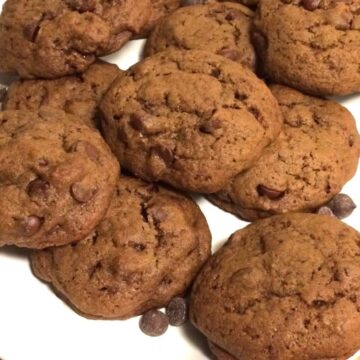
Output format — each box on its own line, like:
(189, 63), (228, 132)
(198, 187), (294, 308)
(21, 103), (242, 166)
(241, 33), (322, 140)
(145, 3), (257, 71)
(140, 0), (182, 36)
(100, 49), (282, 193)
(31, 175), (211, 319)
(190, 213), (360, 360)
(253, 0), (360, 96)
(3, 61), (122, 128)
(0, 0), (151, 79)
(208, 85), (360, 221)
(0, 108), (119, 249)
(182, 0), (258, 8)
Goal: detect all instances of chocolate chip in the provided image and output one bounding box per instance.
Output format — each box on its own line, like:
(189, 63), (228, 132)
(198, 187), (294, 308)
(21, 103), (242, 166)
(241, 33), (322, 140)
(257, 185), (285, 200)
(152, 144), (174, 165)
(70, 183), (96, 203)
(23, 22), (40, 42)
(166, 297), (188, 326)
(17, 216), (43, 236)
(0, 85), (8, 102)
(327, 194), (356, 219)
(139, 310), (169, 337)
(27, 179), (50, 198)
(181, 0), (204, 6)
(199, 118), (222, 134)
(129, 113), (148, 131)
(217, 48), (241, 61)
(37, 158), (49, 167)
(225, 10), (243, 21)
(66, 0), (96, 12)
(151, 206), (168, 223)
(349, 136), (354, 147)
(301, 0), (321, 11)
(72, 141), (99, 161)
(317, 206), (335, 217)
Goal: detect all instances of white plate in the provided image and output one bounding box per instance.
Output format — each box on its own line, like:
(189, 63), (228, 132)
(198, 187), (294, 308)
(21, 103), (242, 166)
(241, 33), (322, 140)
(0, 9), (360, 360)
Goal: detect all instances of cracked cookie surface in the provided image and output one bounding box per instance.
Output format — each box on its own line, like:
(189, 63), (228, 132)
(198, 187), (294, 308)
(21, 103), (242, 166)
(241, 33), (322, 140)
(0, 108), (119, 249)
(3, 61), (122, 128)
(208, 85), (360, 221)
(253, 0), (360, 96)
(31, 175), (211, 319)
(0, 0), (151, 79)
(190, 213), (360, 360)
(100, 49), (282, 193)
(145, 3), (256, 71)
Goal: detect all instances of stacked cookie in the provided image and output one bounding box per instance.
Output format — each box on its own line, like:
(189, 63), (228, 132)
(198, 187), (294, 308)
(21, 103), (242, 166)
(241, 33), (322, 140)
(0, 0), (360, 359)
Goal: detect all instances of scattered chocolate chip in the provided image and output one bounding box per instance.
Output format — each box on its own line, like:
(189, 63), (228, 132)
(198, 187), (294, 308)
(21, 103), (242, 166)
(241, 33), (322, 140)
(152, 144), (174, 165)
(217, 48), (241, 62)
(17, 216), (43, 236)
(166, 297), (188, 326)
(225, 10), (243, 21)
(317, 206), (335, 217)
(181, 0), (204, 6)
(23, 22), (40, 42)
(0, 85), (7, 102)
(257, 185), (285, 200)
(27, 178), (50, 198)
(139, 310), (169, 337)
(199, 118), (222, 134)
(70, 183), (96, 203)
(327, 194), (356, 219)
(301, 0), (321, 11)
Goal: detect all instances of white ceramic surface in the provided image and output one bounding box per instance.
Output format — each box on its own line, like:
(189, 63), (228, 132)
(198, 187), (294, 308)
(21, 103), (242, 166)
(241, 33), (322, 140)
(0, 7), (359, 360)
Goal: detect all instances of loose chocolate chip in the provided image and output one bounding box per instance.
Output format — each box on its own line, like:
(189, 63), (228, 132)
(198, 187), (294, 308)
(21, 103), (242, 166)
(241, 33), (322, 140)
(18, 216), (43, 236)
(317, 206), (335, 217)
(70, 183), (96, 203)
(152, 144), (174, 165)
(217, 48), (241, 62)
(327, 194), (356, 219)
(166, 297), (188, 326)
(0, 85), (7, 102)
(302, 0), (321, 11)
(257, 185), (285, 200)
(199, 118), (222, 134)
(27, 179), (50, 198)
(139, 310), (169, 337)
(23, 22), (40, 42)
(181, 0), (204, 6)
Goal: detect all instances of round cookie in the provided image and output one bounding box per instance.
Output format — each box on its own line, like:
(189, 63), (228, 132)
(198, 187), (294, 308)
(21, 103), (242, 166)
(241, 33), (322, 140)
(190, 213), (360, 360)
(31, 175), (211, 320)
(253, 0), (360, 96)
(208, 85), (360, 221)
(145, 3), (257, 71)
(3, 61), (122, 128)
(140, 0), (181, 36)
(0, 108), (119, 249)
(100, 49), (282, 193)
(0, 0), (151, 79)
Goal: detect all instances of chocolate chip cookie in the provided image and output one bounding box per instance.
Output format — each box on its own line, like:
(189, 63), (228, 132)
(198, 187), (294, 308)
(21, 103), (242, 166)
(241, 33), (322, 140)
(145, 3), (257, 71)
(0, 0), (151, 79)
(3, 61), (121, 128)
(208, 85), (360, 221)
(140, 0), (181, 36)
(253, 0), (360, 96)
(190, 213), (360, 360)
(182, 0), (258, 8)
(100, 49), (282, 193)
(31, 175), (211, 319)
(0, 108), (119, 249)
